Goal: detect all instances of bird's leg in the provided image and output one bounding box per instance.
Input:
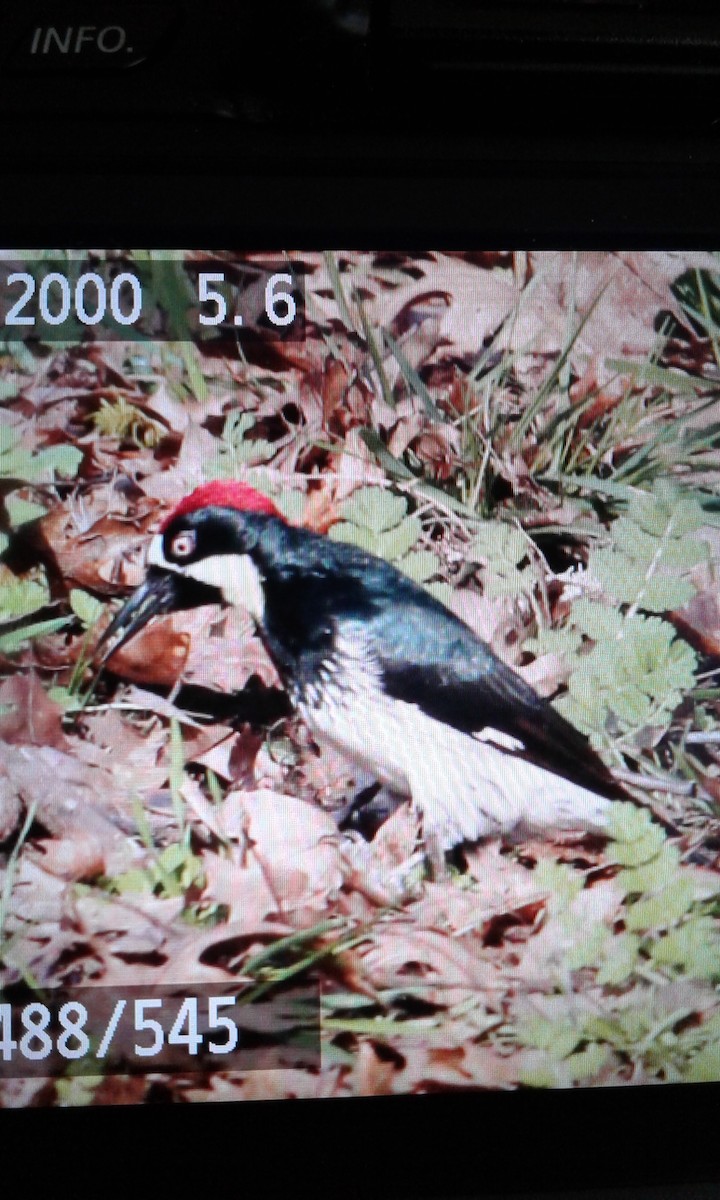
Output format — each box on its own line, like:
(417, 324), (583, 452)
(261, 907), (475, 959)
(335, 780), (383, 830)
(423, 828), (451, 882)
(338, 783), (407, 841)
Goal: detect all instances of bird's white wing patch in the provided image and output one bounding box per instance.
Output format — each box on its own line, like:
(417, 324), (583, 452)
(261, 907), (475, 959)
(474, 728), (525, 752)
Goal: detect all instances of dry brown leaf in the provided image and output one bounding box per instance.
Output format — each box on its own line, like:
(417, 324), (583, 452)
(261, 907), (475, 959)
(672, 589), (720, 658)
(0, 742), (138, 875)
(40, 505), (157, 593)
(104, 615), (191, 686)
(356, 922), (500, 1002)
(218, 788), (344, 912)
(0, 673), (68, 749)
(390, 1037), (526, 1093)
(29, 830), (107, 881)
(138, 422), (218, 504)
(351, 1039), (398, 1096)
(517, 652), (569, 697)
(448, 589), (529, 666)
(202, 848), (280, 926)
(366, 802), (419, 870)
(0, 774), (21, 841)
(513, 250), (720, 386)
(182, 608), (279, 692)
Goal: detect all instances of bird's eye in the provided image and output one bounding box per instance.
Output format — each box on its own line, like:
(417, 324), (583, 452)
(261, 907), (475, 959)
(170, 530), (196, 558)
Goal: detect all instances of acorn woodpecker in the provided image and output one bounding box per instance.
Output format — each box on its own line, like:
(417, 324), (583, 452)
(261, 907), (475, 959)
(98, 480), (625, 850)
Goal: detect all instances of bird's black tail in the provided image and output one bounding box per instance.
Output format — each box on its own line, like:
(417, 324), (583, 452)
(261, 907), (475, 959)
(511, 701), (629, 802)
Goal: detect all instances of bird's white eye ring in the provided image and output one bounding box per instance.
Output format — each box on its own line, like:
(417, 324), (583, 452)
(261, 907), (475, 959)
(170, 530), (196, 558)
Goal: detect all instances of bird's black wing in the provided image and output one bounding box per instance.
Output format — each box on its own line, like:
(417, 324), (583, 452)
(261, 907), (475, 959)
(261, 525), (624, 800)
(367, 582), (624, 800)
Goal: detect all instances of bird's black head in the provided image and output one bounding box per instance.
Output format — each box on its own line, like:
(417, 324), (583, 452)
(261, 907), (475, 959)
(97, 481), (283, 664)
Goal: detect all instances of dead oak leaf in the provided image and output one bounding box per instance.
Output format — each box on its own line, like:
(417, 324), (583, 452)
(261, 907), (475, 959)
(0, 672), (68, 749)
(356, 921), (501, 1002)
(40, 504), (157, 594)
(218, 788), (345, 913)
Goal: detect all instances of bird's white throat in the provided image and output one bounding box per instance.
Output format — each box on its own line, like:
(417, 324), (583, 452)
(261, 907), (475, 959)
(147, 534), (265, 622)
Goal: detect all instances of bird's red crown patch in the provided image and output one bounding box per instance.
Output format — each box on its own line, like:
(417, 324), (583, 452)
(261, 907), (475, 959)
(160, 481), (282, 530)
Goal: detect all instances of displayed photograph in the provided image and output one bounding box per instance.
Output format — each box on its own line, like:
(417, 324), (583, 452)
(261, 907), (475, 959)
(1, 249), (720, 1105)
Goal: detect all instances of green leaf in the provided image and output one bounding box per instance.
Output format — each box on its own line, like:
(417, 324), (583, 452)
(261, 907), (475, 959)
(5, 494), (47, 526)
(566, 923), (610, 969)
(270, 489), (306, 525)
(469, 522), (536, 599)
(587, 483), (705, 614)
(596, 933), (643, 985)
(397, 549), (440, 583)
(328, 521), (378, 554)
(649, 917), (720, 978)
(330, 485), (446, 595)
(47, 685), (77, 712)
(37, 444), (83, 479)
(534, 860), (584, 907)
(640, 575), (695, 612)
(0, 444), (60, 483)
(608, 801), (656, 843)
(0, 443), (82, 483)
(684, 1040), (720, 1082)
(572, 600), (624, 641)
(343, 486), (407, 532)
(528, 624), (584, 659)
(519, 1064), (559, 1089)
(69, 588), (105, 628)
(377, 514), (422, 560)
(624, 877), (696, 932)
(559, 614), (696, 738)
(157, 842), (188, 874)
(112, 869), (153, 895)
(215, 412), (273, 469)
(0, 616), (70, 653)
(661, 538), (708, 570)
(566, 1042), (608, 1081)
(0, 568), (50, 624)
(611, 832), (667, 871)
(619, 844), (680, 892)
(516, 1016), (579, 1058)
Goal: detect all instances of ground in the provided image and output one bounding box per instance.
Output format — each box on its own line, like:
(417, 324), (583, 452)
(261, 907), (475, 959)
(2, 249), (720, 1105)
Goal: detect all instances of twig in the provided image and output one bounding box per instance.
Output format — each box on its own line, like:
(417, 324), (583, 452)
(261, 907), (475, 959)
(0, 800), (38, 957)
(612, 768), (696, 797)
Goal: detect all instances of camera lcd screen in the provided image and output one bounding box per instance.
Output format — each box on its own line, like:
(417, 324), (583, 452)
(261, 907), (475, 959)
(1, 248), (719, 1108)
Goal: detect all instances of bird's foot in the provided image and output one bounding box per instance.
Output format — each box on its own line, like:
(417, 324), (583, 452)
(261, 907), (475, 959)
(341, 835), (426, 906)
(424, 830), (451, 882)
(336, 783), (406, 840)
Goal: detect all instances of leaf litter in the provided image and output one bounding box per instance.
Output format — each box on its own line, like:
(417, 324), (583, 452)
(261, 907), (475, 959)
(2, 250), (720, 1103)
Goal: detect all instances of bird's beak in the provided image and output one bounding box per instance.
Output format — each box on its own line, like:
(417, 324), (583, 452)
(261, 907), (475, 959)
(95, 568), (184, 665)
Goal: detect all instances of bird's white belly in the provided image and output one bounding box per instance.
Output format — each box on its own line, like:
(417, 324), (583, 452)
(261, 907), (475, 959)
(300, 688), (612, 850)
(300, 691), (412, 795)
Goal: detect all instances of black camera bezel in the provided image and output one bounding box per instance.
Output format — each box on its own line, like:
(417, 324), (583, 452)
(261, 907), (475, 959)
(3, 135), (720, 1196)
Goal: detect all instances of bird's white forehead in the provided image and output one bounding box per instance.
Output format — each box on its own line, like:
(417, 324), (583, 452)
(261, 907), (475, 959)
(147, 533), (170, 570)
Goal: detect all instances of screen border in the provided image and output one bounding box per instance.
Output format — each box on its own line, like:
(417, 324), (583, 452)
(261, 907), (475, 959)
(2, 146), (720, 1195)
